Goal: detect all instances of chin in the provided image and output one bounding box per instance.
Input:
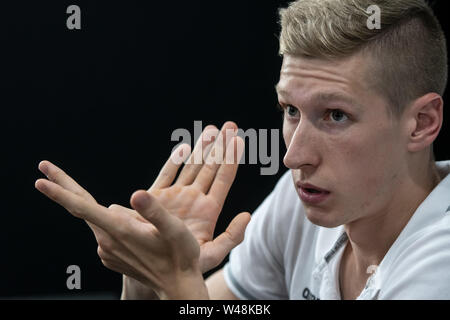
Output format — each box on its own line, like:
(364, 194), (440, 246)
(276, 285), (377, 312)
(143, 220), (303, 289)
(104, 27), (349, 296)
(304, 207), (342, 228)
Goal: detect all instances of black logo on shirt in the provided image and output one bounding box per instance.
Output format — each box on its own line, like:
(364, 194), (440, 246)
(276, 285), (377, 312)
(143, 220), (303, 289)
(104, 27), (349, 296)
(302, 287), (320, 300)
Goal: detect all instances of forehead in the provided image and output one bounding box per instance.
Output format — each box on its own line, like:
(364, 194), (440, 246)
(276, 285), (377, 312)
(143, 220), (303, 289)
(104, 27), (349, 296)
(276, 54), (371, 104)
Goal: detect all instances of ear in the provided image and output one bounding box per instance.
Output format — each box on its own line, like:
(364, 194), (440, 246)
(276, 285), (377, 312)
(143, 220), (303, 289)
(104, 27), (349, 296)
(406, 93), (443, 153)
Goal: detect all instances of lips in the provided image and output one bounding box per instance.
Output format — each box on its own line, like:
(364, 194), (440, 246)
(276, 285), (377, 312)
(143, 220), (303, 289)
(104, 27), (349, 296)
(297, 182), (330, 193)
(296, 182), (330, 205)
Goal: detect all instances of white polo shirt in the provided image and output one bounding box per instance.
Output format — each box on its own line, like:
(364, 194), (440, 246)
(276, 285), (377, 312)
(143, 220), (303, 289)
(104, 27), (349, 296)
(224, 161), (450, 300)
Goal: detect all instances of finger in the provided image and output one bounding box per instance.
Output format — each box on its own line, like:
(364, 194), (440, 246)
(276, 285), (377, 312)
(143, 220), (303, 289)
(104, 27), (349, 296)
(87, 220), (108, 242)
(149, 144), (191, 191)
(100, 258), (148, 287)
(109, 204), (150, 223)
(87, 204), (145, 248)
(100, 259), (148, 289)
(207, 136), (245, 207)
(176, 125), (219, 185)
(201, 212), (251, 272)
(35, 178), (123, 233)
(38, 160), (96, 203)
(213, 212), (250, 250)
(130, 190), (180, 237)
(100, 258), (130, 278)
(97, 238), (146, 276)
(193, 121), (238, 193)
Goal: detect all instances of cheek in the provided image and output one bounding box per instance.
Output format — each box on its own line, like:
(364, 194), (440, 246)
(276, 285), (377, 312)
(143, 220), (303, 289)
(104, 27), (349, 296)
(330, 128), (400, 208)
(329, 121), (398, 170)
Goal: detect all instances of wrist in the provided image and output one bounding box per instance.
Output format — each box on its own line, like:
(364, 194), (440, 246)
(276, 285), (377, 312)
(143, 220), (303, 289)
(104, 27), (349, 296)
(157, 269), (209, 300)
(121, 275), (159, 300)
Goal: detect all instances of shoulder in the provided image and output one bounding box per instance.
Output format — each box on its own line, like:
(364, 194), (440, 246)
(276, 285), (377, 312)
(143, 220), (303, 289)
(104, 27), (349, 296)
(380, 215), (450, 299)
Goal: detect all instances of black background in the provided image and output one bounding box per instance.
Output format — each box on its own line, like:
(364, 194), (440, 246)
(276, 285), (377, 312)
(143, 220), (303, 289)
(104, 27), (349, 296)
(1, 0), (449, 298)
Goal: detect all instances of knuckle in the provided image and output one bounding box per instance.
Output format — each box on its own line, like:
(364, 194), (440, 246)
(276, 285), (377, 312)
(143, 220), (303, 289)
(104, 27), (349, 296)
(97, 246), (109, 260)
(108, 204), (120, 210)
(52, 171), (62, 182)
(204, 162), (216, 172)
(201, 252), (219, 271)
(224, 229), (238, 245)
(160, 170), (171, 178)
(69, 203), (83, 218)
(82, 190), (95, 202)
(98, 238), (114, 253)
(101, 259), (113, 270)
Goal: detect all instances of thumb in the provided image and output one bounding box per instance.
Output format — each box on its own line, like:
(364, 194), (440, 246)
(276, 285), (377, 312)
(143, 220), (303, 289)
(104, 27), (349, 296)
(130, 190), (176, 235)
(207, 212), (251, 267)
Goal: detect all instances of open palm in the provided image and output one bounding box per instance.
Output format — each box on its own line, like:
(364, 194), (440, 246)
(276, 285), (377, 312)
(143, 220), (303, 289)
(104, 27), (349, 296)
(146, 122), (249, 272)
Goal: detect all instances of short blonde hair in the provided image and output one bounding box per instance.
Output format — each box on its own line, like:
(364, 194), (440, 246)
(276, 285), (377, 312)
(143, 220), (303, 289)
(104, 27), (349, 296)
(279, 0), (448, 119)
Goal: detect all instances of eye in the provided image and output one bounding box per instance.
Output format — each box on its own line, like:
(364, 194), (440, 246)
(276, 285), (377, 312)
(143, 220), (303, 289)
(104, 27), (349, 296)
(326, 109), (349, 123)
(286, 105), (299, 118)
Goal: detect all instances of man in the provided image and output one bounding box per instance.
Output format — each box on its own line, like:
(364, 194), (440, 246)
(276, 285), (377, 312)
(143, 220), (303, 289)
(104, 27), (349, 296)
(36, 0), (450, 299)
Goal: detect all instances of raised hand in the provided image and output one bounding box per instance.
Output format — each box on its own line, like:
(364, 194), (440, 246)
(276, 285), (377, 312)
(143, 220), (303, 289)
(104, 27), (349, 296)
(147, 122), (250, 272)
(35, 122), (250, 298)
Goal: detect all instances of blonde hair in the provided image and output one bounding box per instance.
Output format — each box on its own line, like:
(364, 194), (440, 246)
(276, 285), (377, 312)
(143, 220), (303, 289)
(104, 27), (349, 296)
(278, 0), (448, 119)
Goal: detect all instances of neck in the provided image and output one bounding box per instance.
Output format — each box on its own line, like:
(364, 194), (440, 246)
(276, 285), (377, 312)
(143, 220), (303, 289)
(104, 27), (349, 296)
(344, 160), (441, 275)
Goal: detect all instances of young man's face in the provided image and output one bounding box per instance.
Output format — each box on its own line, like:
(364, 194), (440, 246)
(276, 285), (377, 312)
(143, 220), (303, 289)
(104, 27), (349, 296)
(277, 54), (408, 228)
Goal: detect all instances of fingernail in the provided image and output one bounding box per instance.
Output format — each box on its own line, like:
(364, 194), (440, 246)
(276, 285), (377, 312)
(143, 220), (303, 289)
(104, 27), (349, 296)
(35, 179), (46, 191)
(39, 161), (48, 175)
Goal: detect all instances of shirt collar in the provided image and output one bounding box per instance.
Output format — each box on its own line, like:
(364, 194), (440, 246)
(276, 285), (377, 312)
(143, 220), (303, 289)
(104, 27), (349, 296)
(378, 160), (450, 273)
(312, 160), (450, 299)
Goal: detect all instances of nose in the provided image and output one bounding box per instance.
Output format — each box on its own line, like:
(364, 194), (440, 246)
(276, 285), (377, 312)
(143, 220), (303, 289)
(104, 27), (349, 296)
(283, 121), (320, 170)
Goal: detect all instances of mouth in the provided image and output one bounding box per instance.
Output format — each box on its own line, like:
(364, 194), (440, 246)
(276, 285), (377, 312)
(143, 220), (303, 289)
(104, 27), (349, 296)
(296, 182), (331, 205)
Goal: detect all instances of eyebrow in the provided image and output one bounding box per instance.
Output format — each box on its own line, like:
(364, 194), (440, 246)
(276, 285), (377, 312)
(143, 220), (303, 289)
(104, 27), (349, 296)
(275, 84), (363, 110)
(274, 84), (287, 97)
